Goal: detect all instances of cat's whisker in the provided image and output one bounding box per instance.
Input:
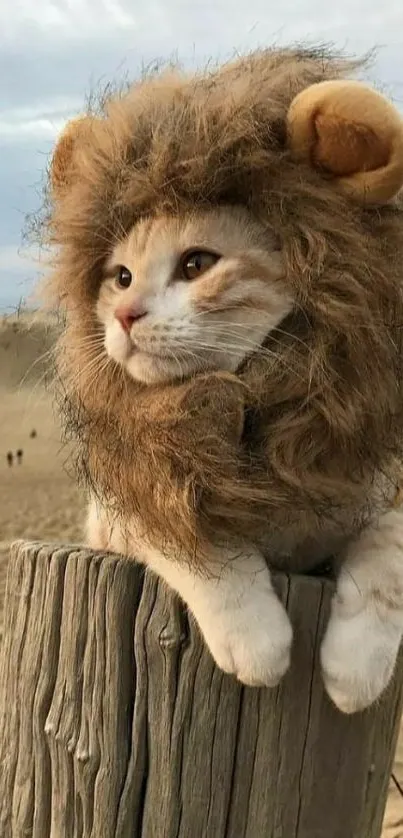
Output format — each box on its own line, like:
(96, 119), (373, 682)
(191, 305), (310, 340)
(172, 330), (277, 355)
(94, 202), (130, 248)
(65, 348), (109, 395)
(65, 338), (106, 355)
(59, 335), (105, 358)
(17, 346), (56, 391)
(94, 230), (124, 250)
(64, 328), (106, 343)
(198, 332), (302, 365)
(87, 357), (113, 391)
(65, 340), (106, 363)
(114, 214), (131, 241)
(14, 346), (60, 420)
(73, 327), (105, 337)
(19, 368), (58, 420)
(79, 356), (113, 404)
(61, 341), (106, 359)
(170, 345), (205, 376)
(187, 324), (331, 382)
(169, 347), (187, 379)
(192, 320), (314, 355)
(164, 336), (304, 381)
(183, 343), (300, 380)
(195, 310), (392, 333)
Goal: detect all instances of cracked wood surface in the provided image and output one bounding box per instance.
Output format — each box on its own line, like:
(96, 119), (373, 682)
(0, 541), (402, 838)
(383, 735), (403, 838)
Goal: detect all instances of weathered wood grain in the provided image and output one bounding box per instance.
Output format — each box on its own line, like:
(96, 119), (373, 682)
(382, 729), (403, 838)
(0, 540), (402, 838)
(0, 541), (10, 643)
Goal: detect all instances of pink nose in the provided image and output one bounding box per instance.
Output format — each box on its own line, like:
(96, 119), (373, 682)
(115, 304), (148, 333)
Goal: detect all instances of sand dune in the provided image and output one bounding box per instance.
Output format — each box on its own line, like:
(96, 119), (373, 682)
(0, 310), (401, 834)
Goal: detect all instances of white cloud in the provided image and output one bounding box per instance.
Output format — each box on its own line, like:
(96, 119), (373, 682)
(0, 117), (68, 141)
(0, 0), (138, 43)
(0, 97), (82, 142)
(1, 0), (402, 58)
(0, 99), (82, 124)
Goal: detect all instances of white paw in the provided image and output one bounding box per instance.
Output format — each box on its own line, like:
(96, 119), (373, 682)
(321, 606), (401, 714)
(200, 590), (293, 688)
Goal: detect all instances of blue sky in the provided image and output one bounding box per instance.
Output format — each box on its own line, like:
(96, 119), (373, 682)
(1, 0), (403, 311)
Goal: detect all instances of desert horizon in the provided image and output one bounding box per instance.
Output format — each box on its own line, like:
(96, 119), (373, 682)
(0, 308), (401, 835)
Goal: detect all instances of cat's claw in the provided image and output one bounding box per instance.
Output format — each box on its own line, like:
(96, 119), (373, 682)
(320, 606), (401, 714)
(200, 592), (293, 687)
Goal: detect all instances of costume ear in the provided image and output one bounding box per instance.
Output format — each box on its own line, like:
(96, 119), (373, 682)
(287, 80), (403, 204)
(50, 115), (95, 195)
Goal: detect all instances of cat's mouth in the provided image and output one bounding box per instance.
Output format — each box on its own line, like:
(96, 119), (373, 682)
(127, 342), (172, 362)
(120, 336), (211, 384)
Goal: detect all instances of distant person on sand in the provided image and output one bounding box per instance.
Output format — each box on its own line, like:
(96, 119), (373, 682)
(16, 449), (23, 465)
(6, 451), (13, 467)
(30, 429), (37, 439)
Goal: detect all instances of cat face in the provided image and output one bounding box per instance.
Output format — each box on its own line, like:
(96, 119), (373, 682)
(96, 206), (293, 384)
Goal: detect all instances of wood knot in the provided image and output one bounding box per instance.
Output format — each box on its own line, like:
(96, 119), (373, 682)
(158, 627), (188, 649)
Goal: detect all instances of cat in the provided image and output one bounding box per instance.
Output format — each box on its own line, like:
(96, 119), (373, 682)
(43, 47), (403, 714)
(85, 207), (403, 714)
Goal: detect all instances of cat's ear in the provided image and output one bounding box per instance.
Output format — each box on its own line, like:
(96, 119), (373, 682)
(50, 115), (96, 196)
(286, 80), (403, 204)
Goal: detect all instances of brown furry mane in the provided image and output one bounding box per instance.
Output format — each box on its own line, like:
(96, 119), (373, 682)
(38, 45), (403, 566)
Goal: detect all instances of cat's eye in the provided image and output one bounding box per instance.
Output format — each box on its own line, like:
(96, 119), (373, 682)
(116, 266), (133, 289)
(181, 250), (220, 281)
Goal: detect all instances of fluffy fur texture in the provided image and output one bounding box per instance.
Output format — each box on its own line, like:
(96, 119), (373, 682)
(287, 78), (403, 202)
(41, 46), (403, 569)
(35, 45), (403, 712)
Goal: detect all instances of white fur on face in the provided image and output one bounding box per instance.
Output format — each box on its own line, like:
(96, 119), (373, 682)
(96, 208), (293, 385)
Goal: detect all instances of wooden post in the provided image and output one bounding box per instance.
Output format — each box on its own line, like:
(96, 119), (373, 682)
(0, 541), (402, 838)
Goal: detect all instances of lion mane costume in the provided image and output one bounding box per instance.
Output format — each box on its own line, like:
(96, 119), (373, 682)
(43, 46), (403, 569)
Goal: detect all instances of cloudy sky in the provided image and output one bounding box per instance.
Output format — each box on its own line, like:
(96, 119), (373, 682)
(1, 0), (403, 311)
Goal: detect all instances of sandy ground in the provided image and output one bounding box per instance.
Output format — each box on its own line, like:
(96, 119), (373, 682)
(0, 310), (401, 835)
(0, 310), (84, 546)
(0, 387), (84, 631)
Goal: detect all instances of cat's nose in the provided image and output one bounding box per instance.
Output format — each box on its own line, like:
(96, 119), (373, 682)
(115, 303), (148, 333)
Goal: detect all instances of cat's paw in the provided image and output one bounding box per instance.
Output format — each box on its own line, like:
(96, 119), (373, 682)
(320, 607), (401, 714)
(201, 591), (293, 688)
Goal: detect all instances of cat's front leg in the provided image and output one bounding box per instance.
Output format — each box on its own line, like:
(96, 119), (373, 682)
(85, 494), (109, 550)
(320, 507), (403, 714)
(85, 498), (292, 686)
(137, 540), (293, 688)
